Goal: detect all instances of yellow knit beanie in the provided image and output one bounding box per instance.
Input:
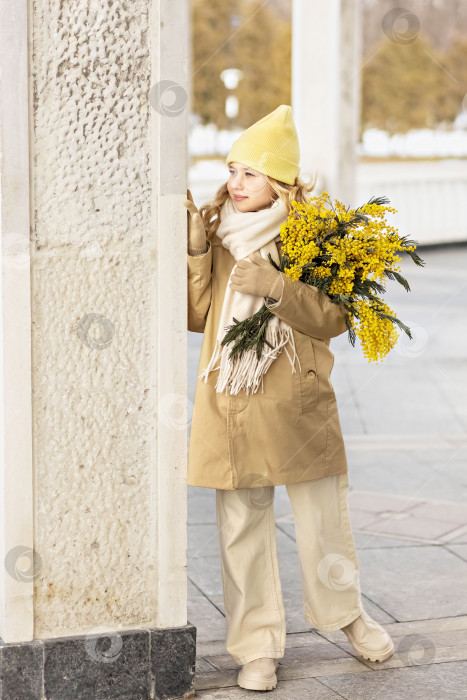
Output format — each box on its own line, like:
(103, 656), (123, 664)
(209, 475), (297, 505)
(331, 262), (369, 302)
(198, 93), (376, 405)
(226, 104), (300, 185)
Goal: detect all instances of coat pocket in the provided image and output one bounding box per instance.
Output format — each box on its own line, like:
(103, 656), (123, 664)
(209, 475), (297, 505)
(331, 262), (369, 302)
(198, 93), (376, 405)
(296, 334), (319, 414)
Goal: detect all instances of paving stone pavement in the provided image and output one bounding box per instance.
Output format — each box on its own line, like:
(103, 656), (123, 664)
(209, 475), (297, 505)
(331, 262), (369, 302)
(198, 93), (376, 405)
(187, 244), (467, 698)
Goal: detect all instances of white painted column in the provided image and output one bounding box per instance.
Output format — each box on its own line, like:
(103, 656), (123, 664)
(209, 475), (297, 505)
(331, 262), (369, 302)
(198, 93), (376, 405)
(292, 0), (362, 205)
(0, 0), (189, 643)
(0, 0), (35, 643)
(150, 0), (190, 629)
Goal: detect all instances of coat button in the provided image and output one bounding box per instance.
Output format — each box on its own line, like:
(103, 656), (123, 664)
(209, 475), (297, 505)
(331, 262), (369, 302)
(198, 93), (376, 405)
(307, 369), (316, 378)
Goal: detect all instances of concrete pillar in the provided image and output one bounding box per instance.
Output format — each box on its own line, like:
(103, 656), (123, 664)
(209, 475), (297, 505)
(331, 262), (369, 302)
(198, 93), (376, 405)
(0, 0), (35, 648)
(0, 0), (194, 697)
(292, 0), (362, 205)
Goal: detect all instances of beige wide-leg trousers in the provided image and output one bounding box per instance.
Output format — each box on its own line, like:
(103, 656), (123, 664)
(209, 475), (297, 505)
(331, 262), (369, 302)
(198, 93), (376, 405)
(215, 472), (364, 665)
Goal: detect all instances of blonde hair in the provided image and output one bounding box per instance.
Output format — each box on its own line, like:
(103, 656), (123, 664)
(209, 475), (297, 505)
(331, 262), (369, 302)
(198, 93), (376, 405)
(199, 167), (318, 244)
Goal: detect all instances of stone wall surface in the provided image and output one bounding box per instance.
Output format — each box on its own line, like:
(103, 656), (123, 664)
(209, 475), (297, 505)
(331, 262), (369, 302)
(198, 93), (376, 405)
(30, 0), (157, 637)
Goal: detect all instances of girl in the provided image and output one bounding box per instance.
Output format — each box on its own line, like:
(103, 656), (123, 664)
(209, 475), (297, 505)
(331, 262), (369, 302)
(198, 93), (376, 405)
(184, 105), (394, 692)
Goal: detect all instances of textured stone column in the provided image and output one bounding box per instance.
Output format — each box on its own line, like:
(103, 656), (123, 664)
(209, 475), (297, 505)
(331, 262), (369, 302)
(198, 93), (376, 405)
(0, 0), (195, 697)
(292, 0), (362, 204)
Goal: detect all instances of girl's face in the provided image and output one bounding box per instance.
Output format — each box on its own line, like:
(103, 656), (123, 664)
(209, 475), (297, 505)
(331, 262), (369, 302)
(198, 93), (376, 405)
(227, 162), (274, 212)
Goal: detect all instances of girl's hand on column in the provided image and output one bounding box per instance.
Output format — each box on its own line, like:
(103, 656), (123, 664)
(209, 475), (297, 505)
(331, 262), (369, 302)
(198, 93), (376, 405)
(184, 189), (208, 253)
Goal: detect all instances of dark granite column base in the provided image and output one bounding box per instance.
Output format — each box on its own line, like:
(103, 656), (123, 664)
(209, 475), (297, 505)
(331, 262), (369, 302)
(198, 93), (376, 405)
(0, 622), (196, 700)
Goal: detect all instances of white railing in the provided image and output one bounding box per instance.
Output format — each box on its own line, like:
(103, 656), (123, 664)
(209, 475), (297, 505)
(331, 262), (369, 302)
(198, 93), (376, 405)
(356, 160), (467, 245)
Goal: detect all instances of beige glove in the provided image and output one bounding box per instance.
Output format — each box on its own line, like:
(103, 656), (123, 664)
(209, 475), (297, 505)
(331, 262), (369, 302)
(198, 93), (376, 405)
(183, 189), (208, 255)
(229, 251), (284, 301)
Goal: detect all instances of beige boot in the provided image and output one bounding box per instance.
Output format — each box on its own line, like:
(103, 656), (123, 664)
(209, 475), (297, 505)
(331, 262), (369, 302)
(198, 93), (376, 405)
(237, 657), (279, 691)
(341, 610), (395, 662)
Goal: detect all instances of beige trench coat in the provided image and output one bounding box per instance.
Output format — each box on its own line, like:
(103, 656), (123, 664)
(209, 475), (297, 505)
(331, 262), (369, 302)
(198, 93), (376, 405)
(187, 233), (349, 490)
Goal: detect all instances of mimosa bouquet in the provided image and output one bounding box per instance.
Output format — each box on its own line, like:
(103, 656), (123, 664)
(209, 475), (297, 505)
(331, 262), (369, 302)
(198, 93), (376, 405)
(222, 191), (425, 363)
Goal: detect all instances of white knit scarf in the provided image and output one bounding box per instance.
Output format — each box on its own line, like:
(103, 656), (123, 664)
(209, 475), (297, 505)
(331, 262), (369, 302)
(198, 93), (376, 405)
(198, 196), (301, 395)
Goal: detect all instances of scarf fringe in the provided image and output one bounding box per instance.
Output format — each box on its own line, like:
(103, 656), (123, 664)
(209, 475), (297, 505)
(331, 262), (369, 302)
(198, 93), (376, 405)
(199, 323), (302, 396)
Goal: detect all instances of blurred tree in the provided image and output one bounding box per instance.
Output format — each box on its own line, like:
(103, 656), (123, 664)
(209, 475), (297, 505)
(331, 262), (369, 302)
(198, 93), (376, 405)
(361, 32), (462, 135)
(362, 0), (467, 54)
(442, 36), (467, 122)
(191, 0), (291, 128)
(190, 1), (232, 125)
